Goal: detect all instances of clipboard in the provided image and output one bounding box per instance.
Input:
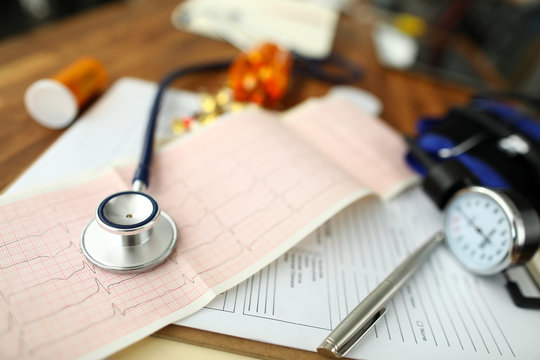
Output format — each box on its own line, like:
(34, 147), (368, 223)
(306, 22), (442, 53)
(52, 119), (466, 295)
(154, 325), (332, 360)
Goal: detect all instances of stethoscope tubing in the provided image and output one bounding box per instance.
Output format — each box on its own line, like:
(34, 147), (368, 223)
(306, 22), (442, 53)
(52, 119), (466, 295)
(132, 59), (232, 189)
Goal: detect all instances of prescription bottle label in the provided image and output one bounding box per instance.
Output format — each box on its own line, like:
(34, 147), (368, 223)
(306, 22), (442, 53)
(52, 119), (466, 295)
(53, 57), (108, 107)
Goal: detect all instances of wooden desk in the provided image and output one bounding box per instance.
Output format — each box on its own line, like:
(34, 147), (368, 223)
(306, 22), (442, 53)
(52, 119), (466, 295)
(0, 0), (472, 358)
(0, 0), (471, 192)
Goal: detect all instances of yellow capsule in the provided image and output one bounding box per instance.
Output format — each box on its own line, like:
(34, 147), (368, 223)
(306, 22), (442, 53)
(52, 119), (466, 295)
(172, 119), (187, 135)
(216, 87), (232, 107)
(171, 116), (193, 135)
(393, 14), (426, 38)
(199, 112), (218, 125)
(228, 101), (249, 112)
(201, 93), (217, 114)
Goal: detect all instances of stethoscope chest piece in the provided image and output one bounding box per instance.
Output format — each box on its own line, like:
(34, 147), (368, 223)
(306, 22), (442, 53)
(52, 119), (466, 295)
(81, 191), (177, 272)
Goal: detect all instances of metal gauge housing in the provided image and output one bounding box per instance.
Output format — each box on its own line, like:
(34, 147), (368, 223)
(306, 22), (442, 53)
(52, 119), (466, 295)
(444, 186), (540, 275)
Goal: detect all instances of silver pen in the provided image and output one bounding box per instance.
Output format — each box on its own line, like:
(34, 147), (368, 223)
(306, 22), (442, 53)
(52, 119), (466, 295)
(317, 231), (445, 358)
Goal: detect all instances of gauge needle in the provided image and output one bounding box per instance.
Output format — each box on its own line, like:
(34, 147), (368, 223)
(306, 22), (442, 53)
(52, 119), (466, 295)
(479, 228), (496, 248)
(457, 208), (488, 239)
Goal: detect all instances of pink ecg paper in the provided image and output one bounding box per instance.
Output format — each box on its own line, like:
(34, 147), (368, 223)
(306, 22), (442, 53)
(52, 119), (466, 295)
(0, 104), (404, 359)
(285, 98), (416, 198)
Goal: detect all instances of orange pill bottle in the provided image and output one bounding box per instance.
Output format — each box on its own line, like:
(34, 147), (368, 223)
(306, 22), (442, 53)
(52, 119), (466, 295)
(25, 57), (108, 129)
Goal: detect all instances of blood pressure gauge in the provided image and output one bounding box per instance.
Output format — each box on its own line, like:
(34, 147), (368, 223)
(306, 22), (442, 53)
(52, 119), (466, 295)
(444, 186), (540, 275)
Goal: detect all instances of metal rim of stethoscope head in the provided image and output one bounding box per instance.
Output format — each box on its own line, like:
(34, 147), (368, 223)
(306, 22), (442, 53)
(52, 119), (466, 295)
(81, 190), (178, 273)
(96, 191), (160, 235)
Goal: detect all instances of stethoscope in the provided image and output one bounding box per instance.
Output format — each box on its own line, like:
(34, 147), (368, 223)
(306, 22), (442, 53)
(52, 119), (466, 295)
(80, 52), (363, 273)
(80, 60), (231, 272)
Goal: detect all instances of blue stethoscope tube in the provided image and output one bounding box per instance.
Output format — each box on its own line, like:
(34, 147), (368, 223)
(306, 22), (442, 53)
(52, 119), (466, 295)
(133, 60), (232, 189)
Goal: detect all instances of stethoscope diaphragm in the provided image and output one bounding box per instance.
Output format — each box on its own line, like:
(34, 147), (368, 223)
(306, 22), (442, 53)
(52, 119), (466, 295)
(81, 190), (177, 272)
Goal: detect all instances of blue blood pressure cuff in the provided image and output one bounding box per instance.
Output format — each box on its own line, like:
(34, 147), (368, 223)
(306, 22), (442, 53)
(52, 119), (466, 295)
(406, 94), (540, 210)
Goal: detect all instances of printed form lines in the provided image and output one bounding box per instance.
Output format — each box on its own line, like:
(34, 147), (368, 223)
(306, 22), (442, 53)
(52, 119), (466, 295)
(476, 278), (516, 358)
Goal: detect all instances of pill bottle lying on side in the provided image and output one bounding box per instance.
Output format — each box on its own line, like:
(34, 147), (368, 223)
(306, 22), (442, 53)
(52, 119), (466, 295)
(25, 56), (108, 129)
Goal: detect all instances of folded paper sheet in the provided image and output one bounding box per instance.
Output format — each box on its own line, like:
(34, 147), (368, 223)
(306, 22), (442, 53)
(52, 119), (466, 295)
(0, 85), (415, 359)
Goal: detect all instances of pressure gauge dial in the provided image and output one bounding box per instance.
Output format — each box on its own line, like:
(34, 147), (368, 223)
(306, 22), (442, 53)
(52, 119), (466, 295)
(444, 186), (540, 275)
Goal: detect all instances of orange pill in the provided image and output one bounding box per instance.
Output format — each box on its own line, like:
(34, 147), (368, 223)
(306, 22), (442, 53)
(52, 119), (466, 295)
(228, 43), (292, 108)
(25, 57), (108, 129)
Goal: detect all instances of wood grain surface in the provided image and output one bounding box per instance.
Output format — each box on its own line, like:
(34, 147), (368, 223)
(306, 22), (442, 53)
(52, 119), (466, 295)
(0, 0), (472, 192)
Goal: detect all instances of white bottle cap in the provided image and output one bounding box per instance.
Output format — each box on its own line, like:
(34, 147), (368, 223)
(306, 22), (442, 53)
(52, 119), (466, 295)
(24, 79), (79, 129)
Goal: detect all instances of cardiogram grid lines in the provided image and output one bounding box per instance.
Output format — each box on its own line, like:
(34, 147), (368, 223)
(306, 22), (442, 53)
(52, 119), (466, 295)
(125, 111), (364, 286)
(1, 109), (366, 359)
(285, 99), (414, 196)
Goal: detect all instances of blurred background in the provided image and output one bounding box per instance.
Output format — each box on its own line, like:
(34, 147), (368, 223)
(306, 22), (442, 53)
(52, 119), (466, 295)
(0, 0), (116, 38)
(1, 0), (539, 93)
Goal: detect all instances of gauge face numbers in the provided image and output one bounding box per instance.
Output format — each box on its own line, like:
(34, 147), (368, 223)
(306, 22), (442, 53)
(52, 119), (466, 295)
(444, 190), (514, 274)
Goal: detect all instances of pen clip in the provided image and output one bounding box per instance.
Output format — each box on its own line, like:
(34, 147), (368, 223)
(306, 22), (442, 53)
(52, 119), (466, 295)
(318, 307), (387, 358)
